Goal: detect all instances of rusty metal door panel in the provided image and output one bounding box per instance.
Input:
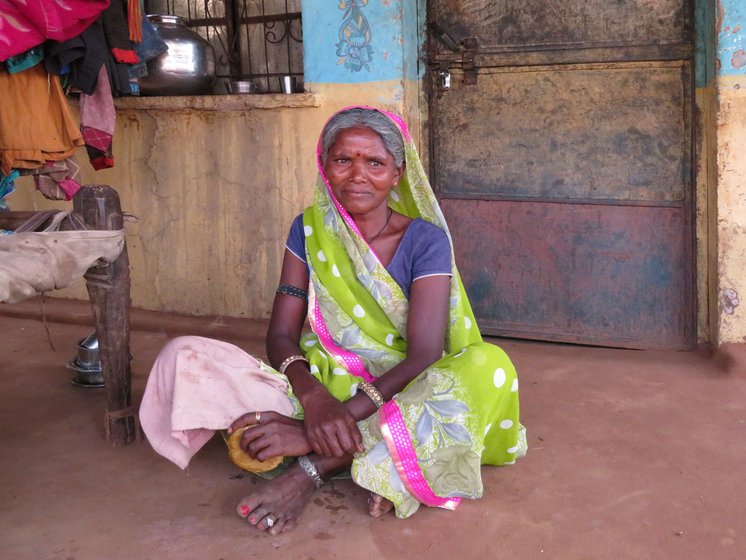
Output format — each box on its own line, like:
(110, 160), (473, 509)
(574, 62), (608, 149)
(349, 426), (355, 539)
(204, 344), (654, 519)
(443, 199), (691, 349)
(427, 0), (695, 349)
(433, 62), (691, 203)
(433, 0), (691, 53)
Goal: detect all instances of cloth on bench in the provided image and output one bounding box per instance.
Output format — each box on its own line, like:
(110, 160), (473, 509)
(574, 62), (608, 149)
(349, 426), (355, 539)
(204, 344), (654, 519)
(0, 228), (125, 303)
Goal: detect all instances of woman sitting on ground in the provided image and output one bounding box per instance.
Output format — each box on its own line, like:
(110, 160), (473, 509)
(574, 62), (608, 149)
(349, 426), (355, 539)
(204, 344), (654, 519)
(139, 106), (526, 534)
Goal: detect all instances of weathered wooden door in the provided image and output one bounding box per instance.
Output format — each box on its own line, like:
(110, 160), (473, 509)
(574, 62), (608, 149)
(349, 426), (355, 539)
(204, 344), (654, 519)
(427, 0), (695, 349)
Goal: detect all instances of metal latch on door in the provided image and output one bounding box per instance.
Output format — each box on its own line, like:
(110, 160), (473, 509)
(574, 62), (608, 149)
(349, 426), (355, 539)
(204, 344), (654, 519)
(429, 23), (479, 89)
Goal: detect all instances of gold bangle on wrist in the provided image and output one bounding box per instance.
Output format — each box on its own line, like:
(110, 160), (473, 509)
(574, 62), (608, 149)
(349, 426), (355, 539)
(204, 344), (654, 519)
(358, 381), (384, 409)
(278, 354), (309, 375)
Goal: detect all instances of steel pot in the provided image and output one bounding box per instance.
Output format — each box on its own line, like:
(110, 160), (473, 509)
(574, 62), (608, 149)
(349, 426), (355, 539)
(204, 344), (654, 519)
(138, 14), (216, 96)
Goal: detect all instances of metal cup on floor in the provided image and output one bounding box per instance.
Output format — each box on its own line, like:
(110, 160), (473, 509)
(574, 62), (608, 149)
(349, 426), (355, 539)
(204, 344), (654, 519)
(280, 75), (296, 94)
(67, 330), (105, 388)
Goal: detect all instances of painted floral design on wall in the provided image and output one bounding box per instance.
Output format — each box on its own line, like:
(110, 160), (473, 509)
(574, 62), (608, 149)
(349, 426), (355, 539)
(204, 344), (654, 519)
(336, 0), (373, 72)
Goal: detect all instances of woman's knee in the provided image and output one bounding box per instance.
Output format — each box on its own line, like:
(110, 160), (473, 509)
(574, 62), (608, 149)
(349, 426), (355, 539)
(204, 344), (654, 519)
(160, 335), (203, 355)
(154, 336), (218, 368)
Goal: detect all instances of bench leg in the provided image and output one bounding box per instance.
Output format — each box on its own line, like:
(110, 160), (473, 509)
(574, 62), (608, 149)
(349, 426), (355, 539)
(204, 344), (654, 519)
(74, 185), (135, 446)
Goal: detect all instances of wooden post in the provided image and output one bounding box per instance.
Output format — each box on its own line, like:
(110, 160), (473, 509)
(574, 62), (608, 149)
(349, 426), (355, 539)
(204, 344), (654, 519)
(73, 185), (135, 446)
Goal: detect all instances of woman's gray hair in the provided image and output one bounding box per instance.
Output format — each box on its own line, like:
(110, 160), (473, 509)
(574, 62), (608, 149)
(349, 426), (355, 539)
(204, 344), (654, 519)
(320, 108), (405, 167)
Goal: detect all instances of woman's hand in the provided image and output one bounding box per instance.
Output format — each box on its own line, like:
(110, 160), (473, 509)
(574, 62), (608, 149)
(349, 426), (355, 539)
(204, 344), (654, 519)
(229, 411), (312, 460)
(301, 387), (364, 457)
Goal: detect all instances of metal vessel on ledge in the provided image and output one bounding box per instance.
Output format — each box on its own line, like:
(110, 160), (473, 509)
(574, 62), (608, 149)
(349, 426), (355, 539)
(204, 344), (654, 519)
(137, 14), (216, 96)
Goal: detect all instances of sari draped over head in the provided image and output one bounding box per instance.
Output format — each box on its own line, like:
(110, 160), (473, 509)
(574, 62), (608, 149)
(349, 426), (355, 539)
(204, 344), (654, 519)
(298, 107), (526, 518)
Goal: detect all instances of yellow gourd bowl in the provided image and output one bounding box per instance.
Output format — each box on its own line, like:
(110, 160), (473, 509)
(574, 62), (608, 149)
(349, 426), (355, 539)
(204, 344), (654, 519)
(226, 426), (284, 473)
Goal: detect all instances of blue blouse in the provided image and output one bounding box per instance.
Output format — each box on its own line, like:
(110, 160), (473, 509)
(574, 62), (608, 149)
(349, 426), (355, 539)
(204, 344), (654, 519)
(285, 214), (452, 299)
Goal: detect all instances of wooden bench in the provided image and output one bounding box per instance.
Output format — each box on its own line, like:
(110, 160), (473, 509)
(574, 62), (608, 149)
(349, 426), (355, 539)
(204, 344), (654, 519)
(0, 184), (136, 446)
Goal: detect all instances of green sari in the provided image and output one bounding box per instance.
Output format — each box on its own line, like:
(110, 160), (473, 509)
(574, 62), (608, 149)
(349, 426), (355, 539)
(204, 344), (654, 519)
(297, 107), (525, 518)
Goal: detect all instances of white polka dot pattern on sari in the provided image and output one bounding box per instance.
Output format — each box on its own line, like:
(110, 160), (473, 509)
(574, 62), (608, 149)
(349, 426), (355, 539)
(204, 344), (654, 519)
(493, 368), (506, 388)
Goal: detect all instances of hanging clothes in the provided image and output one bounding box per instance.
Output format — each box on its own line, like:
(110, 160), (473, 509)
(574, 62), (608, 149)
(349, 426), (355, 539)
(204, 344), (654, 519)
(45, 15), (131, 97)
(0, 0), (109, 62)
(0, 65), (84, 176)
(0, 170), (20, 210)
(102, 0), (139, 64)
(79, 65), (116, 170)
(18, 158), (82, 201)
(5, 46), (44, 74)
(128, 11), (168, 80)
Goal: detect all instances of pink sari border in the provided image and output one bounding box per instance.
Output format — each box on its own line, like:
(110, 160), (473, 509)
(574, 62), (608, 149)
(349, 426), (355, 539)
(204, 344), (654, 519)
(310, 299), (376, 383)
(377, 108), (412, 142)
(379, 400), (461, 510)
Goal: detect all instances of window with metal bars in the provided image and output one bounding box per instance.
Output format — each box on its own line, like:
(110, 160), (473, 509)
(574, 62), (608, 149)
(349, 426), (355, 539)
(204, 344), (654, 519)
(145, 0), (303, 93)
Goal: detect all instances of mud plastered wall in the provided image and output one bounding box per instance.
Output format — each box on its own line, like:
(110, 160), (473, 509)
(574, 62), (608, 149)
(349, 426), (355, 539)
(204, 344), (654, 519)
(11, 0), (422, 319)
(717, 0), (746, 343)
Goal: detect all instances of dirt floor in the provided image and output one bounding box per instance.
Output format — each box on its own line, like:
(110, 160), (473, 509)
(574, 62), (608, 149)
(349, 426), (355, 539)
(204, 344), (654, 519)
(1, 297), (745, 560)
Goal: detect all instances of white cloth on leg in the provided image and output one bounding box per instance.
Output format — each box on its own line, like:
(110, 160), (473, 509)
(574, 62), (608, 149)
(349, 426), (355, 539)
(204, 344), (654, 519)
(139, 336), (295, 469)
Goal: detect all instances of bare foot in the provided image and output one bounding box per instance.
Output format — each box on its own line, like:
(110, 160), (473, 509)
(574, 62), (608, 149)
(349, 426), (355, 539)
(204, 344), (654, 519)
(236, 463), (317, 535)
(368, 492), (394, 518)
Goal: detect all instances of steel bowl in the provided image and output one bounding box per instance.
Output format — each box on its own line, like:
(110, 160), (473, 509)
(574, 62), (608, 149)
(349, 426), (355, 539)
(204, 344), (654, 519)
(66, 363), (105, 388)
(227, 80), (257, 94)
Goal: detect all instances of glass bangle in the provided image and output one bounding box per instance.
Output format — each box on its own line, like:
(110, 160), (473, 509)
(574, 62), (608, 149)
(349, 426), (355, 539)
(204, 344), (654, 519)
(278, 354), (309, 375)
(358, 380), (384, 409)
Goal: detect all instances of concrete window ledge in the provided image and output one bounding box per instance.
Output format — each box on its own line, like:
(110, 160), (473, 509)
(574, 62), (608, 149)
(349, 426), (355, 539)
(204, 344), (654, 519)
(113, 93), (321, 111)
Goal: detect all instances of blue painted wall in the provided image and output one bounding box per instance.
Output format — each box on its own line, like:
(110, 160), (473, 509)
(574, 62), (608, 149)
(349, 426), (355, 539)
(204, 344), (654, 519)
(302, 0), (420, 84)
(718, 0), (746, 76)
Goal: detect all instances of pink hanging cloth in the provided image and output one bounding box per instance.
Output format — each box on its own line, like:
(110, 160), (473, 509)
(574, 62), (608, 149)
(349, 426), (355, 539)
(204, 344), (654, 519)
(79, 65), (116, 170)
(0, 0), (110, 61)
